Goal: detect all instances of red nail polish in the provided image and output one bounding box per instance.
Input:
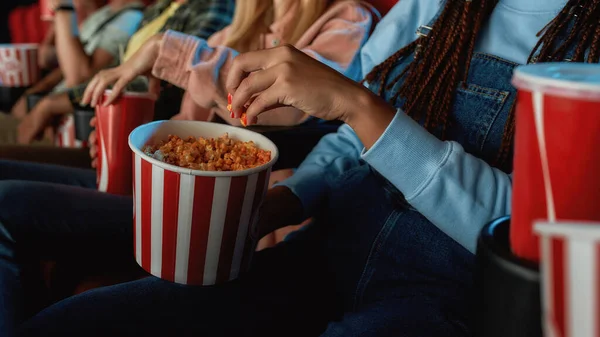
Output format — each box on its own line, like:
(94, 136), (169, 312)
(227, 93), (232, 105)
(230, 111), (234, 118)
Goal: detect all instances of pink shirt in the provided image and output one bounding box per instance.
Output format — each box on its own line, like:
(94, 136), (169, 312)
(152, 1), (378, 126)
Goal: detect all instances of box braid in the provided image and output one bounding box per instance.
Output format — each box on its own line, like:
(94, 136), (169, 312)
(364, 0), (600, 172)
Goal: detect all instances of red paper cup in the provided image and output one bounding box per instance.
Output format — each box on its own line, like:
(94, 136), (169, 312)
(535, 222), (600, 337)
(97, 90), (156, 195)
(54, 114), (87, 148)
(40, 0), (54, 21)
(511, 63), (600, 263)
(128, 121), (279, 286)
(0, 44), (40, 87)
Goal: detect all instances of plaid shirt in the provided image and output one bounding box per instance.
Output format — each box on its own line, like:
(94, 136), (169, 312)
(140, 0), (234, 38)
(68, 0), (234, 106)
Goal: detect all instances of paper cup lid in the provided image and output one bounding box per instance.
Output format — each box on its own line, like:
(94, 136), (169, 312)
(513, 63), (600, 100)
(535, 221), (600, 240)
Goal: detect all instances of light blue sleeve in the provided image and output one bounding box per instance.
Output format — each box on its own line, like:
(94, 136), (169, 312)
(278, 125), (364, 218)
(362, 110), (513, 253)
(360, 0), (441, 78)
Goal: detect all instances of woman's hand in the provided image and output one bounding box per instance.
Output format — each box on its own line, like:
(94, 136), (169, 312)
(81, 34), (163, 107)
(226, 45), (396, 148)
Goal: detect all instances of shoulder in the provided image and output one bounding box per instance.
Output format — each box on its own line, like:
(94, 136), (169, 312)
(108, 7), (144, 32)
(360, 0), (441, 75)
(321, 1), (379, 23)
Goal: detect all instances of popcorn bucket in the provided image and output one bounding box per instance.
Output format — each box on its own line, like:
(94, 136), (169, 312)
(0, 44), (40, 87)
(55, 114), (86, 148)
(535, 222), (600, 337)
(511, 63), (600, 262)
(40, 0), (54, 21)
(128, 121), (279, 286)
(96, 90), (156, 195)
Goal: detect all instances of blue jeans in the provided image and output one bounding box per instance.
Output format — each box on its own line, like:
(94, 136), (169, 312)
(0, 160), (474, 337)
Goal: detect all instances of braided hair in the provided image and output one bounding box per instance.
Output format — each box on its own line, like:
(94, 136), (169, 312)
(363, 0), (600, 171)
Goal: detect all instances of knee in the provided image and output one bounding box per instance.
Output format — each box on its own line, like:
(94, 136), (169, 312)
(0, 180), (29, 236)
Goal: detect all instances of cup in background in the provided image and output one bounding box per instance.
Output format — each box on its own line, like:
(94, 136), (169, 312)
(0, 44), (40, 87)
(535, 221), (600, 337)
(511, 63), (600, 262)
(96, 90), (156, 195)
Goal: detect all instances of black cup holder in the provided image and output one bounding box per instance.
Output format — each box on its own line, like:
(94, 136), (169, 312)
(473, 216), (542, 337)
(74, 108), (95, 142)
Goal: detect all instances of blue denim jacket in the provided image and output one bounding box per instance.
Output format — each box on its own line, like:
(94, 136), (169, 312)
(281, 0), (571, 252)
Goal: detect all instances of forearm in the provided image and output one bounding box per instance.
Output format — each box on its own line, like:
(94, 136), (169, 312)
(40, 93), (74, 118)
(347, 87), (513, 253)
(27, 68), (64, 94)
(342, 84), (396, 149)
(54, 10), (93, 85)
(152, 31), (238, 109)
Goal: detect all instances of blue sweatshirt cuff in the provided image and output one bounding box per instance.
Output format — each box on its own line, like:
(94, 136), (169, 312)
(361, 110), (452, 201)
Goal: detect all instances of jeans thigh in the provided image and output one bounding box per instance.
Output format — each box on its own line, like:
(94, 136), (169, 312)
(0, 180), (132, 259)
(19, 241), (339, 337)
(0, 160), (95, 188)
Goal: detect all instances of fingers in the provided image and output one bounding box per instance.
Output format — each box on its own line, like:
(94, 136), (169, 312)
(229, 67), (279, 118)
(103, 76), (130, 106)
(89, 116), (97, 128)
(89, 144), (97, 161)
(88, 129), (98, 161)
(84, 68), (130, 107)
(88, 129), (96, 145)
(226, 45), (297, 95)
(91, 158), (98, 169)
(81, 75), (100, 106)
(244, 87), (287, 126)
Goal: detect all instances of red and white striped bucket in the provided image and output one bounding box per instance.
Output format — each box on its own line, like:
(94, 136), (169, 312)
(535, 221), (600, 337)
(129, 121), (279, 286)
(55, 115), (87, 148)
(0, 44), (40, 87)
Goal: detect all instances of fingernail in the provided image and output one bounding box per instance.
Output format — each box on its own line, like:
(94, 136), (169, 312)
(227, 93), (232, 105)
(230, 111), (234, 118)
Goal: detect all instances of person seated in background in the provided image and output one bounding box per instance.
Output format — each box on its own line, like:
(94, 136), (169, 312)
(10, 0), (234, 145)
(0, 0), (597, 335)
(37, 0), (109, 71)
(8, 0), (110, 119)
(2, 0), (143, 145)
(82, 0), (378, 127)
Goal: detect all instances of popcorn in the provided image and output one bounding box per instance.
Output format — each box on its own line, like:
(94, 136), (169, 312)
(143, 134), (271, 171)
